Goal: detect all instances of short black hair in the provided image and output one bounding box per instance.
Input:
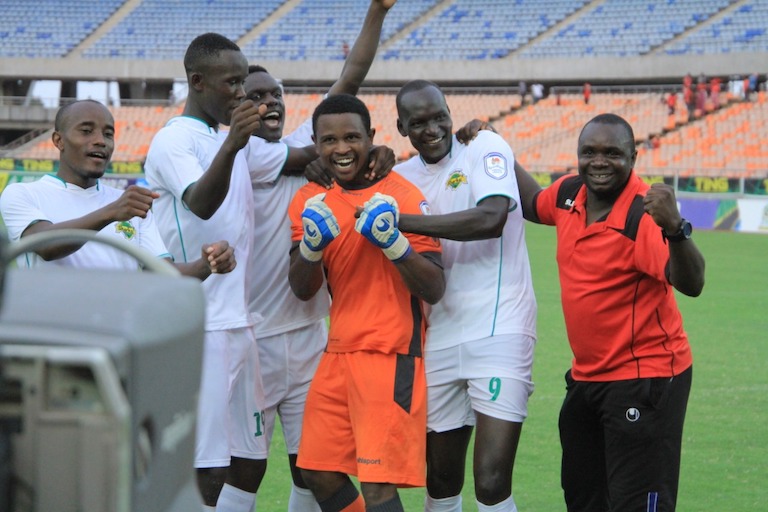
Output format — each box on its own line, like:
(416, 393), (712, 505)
(312, 94), (371, 136)
(54, 99), (109, 132)
(396, 79), (445, 114)
(184, 33), (240, 74)
(247, 64), (270, 75)
(580, 113), (635, 146)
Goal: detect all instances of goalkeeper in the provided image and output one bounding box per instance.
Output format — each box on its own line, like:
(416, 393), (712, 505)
(287, 94), (445, 512)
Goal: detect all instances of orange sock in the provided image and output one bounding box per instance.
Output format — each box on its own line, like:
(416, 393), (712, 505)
(339, 494), (365, 512)
(319, 480), (365, 512)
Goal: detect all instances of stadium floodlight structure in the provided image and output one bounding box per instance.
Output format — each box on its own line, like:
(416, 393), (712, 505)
(0, 229), (205, 512)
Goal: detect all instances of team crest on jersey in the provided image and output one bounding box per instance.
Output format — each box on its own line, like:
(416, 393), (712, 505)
(115, 221), (136, 240)
(484, 152), (508, 179)
(445, 170), (468, 190)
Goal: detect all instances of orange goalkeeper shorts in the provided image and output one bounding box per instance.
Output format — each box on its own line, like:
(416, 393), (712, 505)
(297, 350), (426, 488)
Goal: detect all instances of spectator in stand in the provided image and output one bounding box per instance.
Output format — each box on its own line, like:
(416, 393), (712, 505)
(518, 80), (527, 105)
(683, 73), (693, 91)
(748, 72), (758, 101)
(710, 78), (721, 108)
(666, 92), (676, 116)
(531, 82), (544, 104)
(695, 81), (707, 115)
(583, 82), (591, 105)
(683, 82), (694, 121)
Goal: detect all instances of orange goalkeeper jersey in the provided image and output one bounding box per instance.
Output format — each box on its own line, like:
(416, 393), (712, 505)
(289, 172), (441, 356)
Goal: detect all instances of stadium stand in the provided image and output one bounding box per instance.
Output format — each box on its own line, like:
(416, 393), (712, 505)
(11, 87), (766, 180)
(14, 104), (182, 163)
(241, 0), (442, 61)
(0, 0), (766, 180)
(518, 0), (735, 58)
(663, 0), (768, 55)
(382, 0), (589, 61)
(83, 0), (284, 60)
(636, 92), (768, 177)
(0, 0), (123, 58)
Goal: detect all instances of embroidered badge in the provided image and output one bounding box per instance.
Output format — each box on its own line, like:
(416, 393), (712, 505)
(484, 152), (508, 179)
(445, 170), (468, 190)
(115, 221), (137, 240)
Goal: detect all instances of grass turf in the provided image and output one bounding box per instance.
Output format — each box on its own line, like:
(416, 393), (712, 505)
(259, 224), (768, 511)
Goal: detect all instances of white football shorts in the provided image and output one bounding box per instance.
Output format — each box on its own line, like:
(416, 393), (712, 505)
(425, 333), (535, 432)
(257, 319), (327, 454)
(194, 326), (268, 467)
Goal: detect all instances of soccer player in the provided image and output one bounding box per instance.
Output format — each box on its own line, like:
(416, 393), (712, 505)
(242, 3), (396, 510)
(143, 34), (295, 512)
(393, 80), (537, 512)
(287, 94), (445, 512)
(0, 100), (234, 277)
(513, 113), (705, 511)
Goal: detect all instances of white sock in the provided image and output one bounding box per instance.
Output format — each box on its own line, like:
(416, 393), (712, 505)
(288, 484), (320, 512)
(203, 506), (216, 512)
(477, 494), (517, 512)
(216, 483), (256, 512)
(424, 494), (462, 512)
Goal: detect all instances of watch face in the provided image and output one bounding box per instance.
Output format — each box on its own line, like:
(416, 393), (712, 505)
(681, 220), (693, 237)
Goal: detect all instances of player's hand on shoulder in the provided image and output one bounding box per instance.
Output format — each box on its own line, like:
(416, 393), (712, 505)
(227, 100), (266, 150)
(203, 240), (236, 274)
(300, 193), (340, 262)
(305, 158), (335, 190)
(366, 145), (395, 181)
(456, 119), (496, 145)
(643, 183), (681, 232)
(112, 185), (159, 220)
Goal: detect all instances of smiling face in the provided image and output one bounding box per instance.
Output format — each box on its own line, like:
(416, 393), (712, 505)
(397, 85), (453, 164)
(244, 70), (285, 142)
(53, 101), (115, 188)
(313, 112), (374, 187)
(577, 120), (637, 204)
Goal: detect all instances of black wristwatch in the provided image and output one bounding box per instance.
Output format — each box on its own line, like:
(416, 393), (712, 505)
(662, 218), (693, 243)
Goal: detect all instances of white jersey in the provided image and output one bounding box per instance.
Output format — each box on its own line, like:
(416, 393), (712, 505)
(249, 118), (330, 337)
(395, 131), (537, 350)
(0, 174), (170, 269)
(144, 116), (286, 331)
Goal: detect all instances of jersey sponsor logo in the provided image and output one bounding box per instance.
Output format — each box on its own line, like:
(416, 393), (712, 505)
(445, 169), (468, 190)
(115, 220), (136, 240)
(357, 457), (382, 465)
(625, 407), (641, 422)
(484, 152), (508, 179)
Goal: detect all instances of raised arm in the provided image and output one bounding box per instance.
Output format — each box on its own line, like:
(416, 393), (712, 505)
(328, 0), (395, 96)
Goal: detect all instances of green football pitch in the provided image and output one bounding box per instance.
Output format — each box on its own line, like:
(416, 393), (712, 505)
(259, 224), (768, 511)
